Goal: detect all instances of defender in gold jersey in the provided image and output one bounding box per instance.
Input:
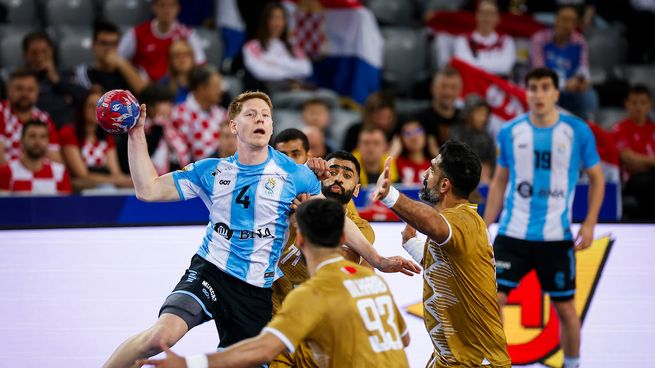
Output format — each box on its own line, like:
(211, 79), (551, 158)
(271, 151), (375, 367)
(374, 141), (511, 367)
(139, 199), (409, 368)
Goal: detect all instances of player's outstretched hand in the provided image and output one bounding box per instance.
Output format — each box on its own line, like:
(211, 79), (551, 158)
(306, 157), (330, 180)
(574, 221), (594, 251)
(372, 157), (392, 201)
(135, 342), (185, 367)
(378, 256), (421, 276)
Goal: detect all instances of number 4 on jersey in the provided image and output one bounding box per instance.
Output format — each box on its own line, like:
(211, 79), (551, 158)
(236, 186), (251, 209)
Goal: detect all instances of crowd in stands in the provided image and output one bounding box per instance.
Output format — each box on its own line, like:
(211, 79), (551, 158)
(0, 0), (653, 220)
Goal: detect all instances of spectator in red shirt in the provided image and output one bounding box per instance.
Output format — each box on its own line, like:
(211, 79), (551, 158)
(59, 89), (133, 191)
(118, 0), (206, 81)
(0, 120), (71, 194)
(167, 65), (227, 167)
(611, 85), (655, 218)
(0, 68), (62, 165)
(395, 118), (431, 186)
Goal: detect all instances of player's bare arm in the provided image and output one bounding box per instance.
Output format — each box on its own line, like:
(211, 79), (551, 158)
(128, 104), (179, 202)
(291, 192), (420, 276)
(482, 166), (509, 226)
(138, 332), (286, 368)
(575, 163), (605, 250)
(373, 157), (451, 244)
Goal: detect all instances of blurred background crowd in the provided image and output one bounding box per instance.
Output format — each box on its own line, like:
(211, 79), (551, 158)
(0, 0), (653, 220)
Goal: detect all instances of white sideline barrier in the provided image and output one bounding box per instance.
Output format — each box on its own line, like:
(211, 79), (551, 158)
(0, 223), (653, 367)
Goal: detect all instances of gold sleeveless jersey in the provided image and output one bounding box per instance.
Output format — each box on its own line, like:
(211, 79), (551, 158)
(422, 203), (510, 368)
(265, 257), (409, 368)
(272, 203), (374, 313)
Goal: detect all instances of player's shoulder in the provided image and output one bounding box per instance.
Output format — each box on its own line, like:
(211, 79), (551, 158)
(559, 112), (592, 133)
(269, 147), (309, 174)
(442, 203), (483, 227)
(179, 158), (222, 174)
(499, 113), (529, 134)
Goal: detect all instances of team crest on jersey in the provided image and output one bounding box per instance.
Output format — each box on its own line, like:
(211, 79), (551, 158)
(264, 178), (277, 195)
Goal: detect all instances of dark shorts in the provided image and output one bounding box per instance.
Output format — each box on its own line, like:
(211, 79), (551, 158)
(159, 254), (273, 348)
(494, 235), (576, 302)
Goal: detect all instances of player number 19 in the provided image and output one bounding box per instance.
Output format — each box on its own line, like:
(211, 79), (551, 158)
(357, 295), (403, 353)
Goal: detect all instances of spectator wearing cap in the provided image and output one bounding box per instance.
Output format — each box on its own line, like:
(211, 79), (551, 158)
(448, 95), (496, 184)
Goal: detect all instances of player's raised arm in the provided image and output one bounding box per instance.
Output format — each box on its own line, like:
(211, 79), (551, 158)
(127, 104), (179, 201)
(291, 193), (420, 276)
(373, 157), (451, 244)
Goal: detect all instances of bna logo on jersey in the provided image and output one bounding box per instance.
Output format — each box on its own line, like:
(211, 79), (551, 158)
(406, 235), (613, 367)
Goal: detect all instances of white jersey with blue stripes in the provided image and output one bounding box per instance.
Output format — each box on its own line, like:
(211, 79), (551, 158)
(496, 112), (600, 241)
(172, 146), (321, 288)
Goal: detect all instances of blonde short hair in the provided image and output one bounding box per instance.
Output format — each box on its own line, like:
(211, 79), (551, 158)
(227, 91), (273, 119)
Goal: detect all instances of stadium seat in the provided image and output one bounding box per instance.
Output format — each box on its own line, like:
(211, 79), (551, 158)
(614, 64), (655, 95)
(57, 30), (94, 70)
(595, 107), (625, 130)
(395, 98), (431, 117)
(272, 108), (303, 135)
(222, 75), (243, 101)
(195, 28), (223, 69)
(381, 27), (430, 97)
(422, 0), (466, 12)
(270, 89), (340, 110)
(44, 0), (94, 27)
(329, 108), (360, 146)
(102, 0), (150, 28)
(0, 0), (38, 26)
(587, 31), (628, 73)
(0, 26), (33, 72)
(366, 0), (419, 26)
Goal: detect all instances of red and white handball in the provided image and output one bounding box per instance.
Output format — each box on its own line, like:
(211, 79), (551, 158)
(96, 89), (141, 134)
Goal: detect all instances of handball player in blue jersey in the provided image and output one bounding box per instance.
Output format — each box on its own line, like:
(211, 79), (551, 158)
(102, 91), (419, 368)
(483, 67), (605, 368)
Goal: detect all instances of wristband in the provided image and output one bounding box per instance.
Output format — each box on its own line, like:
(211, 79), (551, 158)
(380, 186), (400, 208)
(185, 354), (209, 368)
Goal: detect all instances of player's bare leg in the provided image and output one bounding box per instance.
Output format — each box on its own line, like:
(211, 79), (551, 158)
(553, 299), (581, 367)
(102, 313), (188, 368)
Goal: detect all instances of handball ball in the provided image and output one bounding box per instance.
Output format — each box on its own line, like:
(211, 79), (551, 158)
(96, 89), (140, 134)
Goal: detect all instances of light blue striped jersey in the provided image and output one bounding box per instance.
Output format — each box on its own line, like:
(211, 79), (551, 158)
(172, 146), (321, 287)
(496, 113), (599, 241)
